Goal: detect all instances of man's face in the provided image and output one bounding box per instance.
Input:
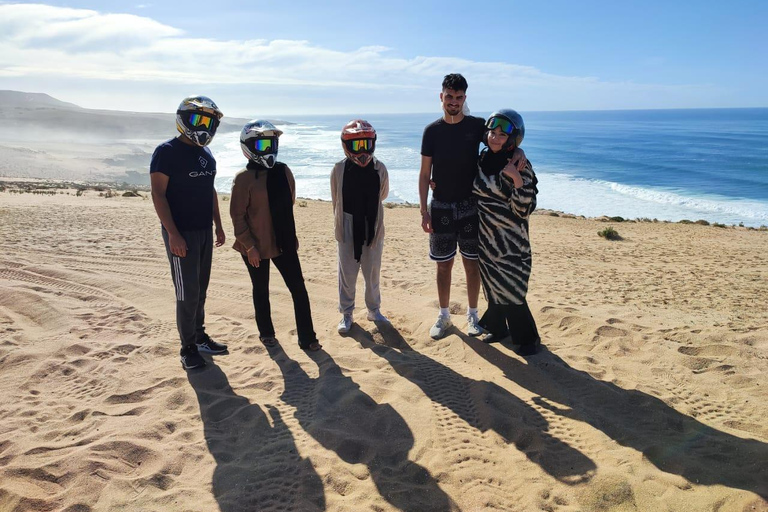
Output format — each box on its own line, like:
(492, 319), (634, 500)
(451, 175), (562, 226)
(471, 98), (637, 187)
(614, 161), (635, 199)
(440, 88), (466, 116)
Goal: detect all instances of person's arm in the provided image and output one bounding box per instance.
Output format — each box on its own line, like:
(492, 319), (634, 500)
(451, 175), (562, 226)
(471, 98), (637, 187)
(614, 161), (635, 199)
(379, 161), (390, 202)
(419, 155), (433, 233)
(151, 172), (187, 257)
(330, 164), (339, 210)
(501, 162), (538, 220)
(212, 189), (225, 247)
(500, 147), (528, 183)
(229, 174), (260, 266)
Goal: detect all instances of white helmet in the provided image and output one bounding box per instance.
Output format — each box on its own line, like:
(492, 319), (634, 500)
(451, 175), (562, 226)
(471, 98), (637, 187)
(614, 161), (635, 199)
(176, 95), (223, 147)
(240, 119), (283, 168)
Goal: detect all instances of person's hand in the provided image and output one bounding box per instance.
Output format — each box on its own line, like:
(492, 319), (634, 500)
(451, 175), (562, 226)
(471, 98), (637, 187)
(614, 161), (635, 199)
(168, 232), (187, 257)
(429, 180), (436, 191)
(501, 166), (524, 189)
(215, 226), (226, 247)
(510, 147), (527, 171)
(421, 210), (433, 233)
(246, 246), (261, 267)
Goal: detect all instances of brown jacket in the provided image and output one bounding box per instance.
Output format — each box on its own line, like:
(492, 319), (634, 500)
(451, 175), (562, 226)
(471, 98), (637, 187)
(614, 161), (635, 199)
(229, 165), (296, 260)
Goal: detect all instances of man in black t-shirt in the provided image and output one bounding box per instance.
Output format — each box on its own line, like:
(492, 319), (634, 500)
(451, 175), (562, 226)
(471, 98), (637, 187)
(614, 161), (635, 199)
(419, 74), (526, 340)
(150, 95), (228, 370)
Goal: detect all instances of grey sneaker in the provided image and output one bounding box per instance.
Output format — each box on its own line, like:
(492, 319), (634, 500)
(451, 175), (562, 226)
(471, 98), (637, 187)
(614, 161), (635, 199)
(467, 312), (483, 337)
(367, 309), (390, 323)
(337, 314), (353, 334)
(429, 315), (452, 339)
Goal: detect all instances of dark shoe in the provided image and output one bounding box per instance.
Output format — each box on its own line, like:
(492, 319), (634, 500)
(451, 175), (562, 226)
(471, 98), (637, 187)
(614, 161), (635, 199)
(299, 340), (322, 352)
(260, 335), (278, 347)
(180, 346), (206, 370)
(197, 334), (228, 354)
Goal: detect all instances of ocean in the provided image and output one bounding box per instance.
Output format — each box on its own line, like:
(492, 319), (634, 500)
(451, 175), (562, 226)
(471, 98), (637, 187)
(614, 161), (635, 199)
(209, 108), (768, 227)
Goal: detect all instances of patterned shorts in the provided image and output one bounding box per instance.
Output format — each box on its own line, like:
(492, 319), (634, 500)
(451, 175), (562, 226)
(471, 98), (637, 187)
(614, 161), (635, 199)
(429, 197), (479, 262)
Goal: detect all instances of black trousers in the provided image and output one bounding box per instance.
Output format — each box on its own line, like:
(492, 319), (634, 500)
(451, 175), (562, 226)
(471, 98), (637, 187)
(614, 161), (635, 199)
(241, 251), (317, 346)
(162, 228), (212, 350)
(479, 300), (540, 346)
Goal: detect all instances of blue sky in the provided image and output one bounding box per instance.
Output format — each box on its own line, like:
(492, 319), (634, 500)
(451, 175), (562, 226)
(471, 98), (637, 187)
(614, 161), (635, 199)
(1, 1), (766, 116)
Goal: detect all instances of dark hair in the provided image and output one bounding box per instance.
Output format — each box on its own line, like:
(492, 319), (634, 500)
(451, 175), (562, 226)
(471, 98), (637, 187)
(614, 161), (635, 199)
(442, 73), (468, 92)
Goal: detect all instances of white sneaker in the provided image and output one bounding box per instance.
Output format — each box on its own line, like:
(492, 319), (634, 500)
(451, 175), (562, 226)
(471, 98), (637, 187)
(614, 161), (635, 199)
(337, 314), (353, 334)
(367, 309), (390, 323)
(429, 315), (453, 339)
(467, 312), (483, 337)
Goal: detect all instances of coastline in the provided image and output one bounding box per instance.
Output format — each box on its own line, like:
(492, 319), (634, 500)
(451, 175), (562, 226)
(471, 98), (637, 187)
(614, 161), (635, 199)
(0, 189), (766, 511)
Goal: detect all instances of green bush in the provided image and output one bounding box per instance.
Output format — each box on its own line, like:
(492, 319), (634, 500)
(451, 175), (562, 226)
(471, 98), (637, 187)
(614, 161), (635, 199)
(598, 226), (622, 240)
(695, 219), (710, 226)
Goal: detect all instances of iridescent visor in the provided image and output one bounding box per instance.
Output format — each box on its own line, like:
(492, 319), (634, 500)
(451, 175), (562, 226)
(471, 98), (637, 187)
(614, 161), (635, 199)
(253, 138), (274, 153)
(486, 116), (515, 134)
(346, 138), (374, 153)
(189, 113), (214, 129)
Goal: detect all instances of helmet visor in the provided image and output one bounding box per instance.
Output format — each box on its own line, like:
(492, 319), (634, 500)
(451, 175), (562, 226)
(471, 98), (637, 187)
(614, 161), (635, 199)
(189, 113), (215, 130)
(486, 116), (515, 135)
(344, 138), (375, 154)
(247, 137), (278, 155)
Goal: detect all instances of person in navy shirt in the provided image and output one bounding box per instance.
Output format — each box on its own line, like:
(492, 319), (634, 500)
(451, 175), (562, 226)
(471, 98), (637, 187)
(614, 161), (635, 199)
(150, 95), (228, 370)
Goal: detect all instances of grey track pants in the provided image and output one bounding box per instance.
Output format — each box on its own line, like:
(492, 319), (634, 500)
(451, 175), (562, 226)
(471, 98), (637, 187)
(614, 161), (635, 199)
(337, 213), (383, 315)
(162, 228), (213, 348)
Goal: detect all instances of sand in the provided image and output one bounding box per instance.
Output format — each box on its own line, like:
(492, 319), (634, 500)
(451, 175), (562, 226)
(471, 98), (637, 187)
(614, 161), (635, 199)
(0, 189), (766, 512)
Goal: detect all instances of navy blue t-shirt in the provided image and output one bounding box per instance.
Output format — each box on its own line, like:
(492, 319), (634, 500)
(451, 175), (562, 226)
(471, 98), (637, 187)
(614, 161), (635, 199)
(421, 115), (485, 203)
(150, 137), (216, 231)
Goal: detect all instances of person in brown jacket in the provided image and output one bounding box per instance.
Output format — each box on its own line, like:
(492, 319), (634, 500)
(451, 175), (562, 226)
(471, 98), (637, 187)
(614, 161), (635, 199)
(229, 120), (321, 351)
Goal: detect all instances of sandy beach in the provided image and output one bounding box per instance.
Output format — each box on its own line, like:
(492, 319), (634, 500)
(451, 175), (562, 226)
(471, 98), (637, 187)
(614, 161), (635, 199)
(0, 186), (766, 512)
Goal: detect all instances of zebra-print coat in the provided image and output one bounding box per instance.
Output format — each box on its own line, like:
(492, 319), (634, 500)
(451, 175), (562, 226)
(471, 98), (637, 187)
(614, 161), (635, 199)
(473, 159), (538, 306)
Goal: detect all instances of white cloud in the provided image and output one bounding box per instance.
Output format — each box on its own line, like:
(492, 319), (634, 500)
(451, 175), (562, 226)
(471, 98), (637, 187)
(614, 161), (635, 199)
(0, 3), (726, 113)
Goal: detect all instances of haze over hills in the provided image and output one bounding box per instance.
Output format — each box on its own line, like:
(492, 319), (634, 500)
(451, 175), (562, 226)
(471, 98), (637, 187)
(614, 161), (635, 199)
(1, 90), (250, 140)
(0, 90), (257, 185)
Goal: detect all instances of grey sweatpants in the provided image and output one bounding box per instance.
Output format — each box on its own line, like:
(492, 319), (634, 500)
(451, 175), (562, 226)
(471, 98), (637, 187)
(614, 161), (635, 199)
(162, 228), (213, 348)
(337, 213), (383, 315)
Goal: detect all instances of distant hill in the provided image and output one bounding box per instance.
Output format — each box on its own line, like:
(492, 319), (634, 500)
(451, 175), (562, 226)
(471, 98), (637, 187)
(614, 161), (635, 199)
(0, 90), (254, 140)
(0, 90), (82, 109)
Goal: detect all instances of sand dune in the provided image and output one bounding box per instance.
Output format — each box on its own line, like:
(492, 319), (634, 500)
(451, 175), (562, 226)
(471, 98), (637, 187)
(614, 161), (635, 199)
(0, 190), (766, 511)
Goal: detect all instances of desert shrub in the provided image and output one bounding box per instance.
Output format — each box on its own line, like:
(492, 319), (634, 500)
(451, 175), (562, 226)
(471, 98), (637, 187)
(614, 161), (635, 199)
(679, 219), (693, 224)
(548, 212), (560, 217)
(608, 216), (625, 222)
(598, 226), (622, 240)
(76, 189), (85, 197)
(297, 200), (307, 207)
(712, 223), (727, 228)
(695, 219), (710, 226)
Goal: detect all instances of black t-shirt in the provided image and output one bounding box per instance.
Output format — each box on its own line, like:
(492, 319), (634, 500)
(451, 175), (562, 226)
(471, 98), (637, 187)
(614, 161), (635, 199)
(150, 137), (216, 231)
(421, 115), (485, 203)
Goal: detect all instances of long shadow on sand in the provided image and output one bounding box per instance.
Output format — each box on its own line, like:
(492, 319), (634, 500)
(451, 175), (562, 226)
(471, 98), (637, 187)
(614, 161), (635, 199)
(462, 337), (768, 499)
(350, 324), (597, 484)
(268, 343), (459, 512)
(187, 361), (326, 511)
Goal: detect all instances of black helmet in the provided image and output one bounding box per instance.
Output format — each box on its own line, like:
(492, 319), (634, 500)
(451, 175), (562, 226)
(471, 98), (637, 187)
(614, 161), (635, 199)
(483, 109), (525, 150)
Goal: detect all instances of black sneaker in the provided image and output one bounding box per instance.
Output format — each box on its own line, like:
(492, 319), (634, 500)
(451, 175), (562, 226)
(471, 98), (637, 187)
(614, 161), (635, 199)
(180, 346), (206, 370)
(196, 334), (228, 354)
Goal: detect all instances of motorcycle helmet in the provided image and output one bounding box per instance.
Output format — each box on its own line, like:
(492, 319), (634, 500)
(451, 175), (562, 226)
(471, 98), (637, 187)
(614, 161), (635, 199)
(483, 109), (525, 151)
(176, 95), (223, 147)
(341, 119), (376, 167)
(240, 119), (283, 169)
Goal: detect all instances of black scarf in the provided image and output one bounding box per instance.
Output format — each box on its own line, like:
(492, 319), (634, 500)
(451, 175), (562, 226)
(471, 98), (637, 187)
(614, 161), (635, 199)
(247, 161), (296, 255)
(479, 147), (513, 176)
(342, 159), (380, 261)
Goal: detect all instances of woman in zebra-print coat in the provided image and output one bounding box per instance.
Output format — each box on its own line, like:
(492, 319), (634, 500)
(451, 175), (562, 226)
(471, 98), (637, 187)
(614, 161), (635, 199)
(473, 109), (540, 355)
